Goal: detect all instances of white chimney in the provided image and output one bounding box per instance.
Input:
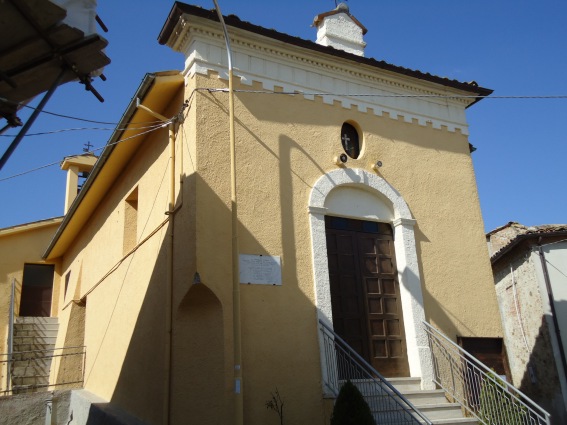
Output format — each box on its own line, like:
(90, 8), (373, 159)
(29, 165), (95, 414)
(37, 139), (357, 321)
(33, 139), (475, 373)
(313, 3), (367, 57)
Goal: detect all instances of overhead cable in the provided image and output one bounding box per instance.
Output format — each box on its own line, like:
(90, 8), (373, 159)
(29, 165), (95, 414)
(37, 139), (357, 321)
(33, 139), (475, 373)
(203, 88), (567, 100)
(0, 96), (164, 125)
(0, 122), (167, 138)
(0, 122), (169, 183)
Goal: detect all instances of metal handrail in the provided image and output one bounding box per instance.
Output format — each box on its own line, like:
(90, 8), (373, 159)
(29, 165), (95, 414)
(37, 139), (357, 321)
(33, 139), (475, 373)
(5, 278), (15, 393)
(319, 319), (432, 425)
(0, 345), (86, 396)
(423, 321), (551, 425)
(0, 345), (86, 357)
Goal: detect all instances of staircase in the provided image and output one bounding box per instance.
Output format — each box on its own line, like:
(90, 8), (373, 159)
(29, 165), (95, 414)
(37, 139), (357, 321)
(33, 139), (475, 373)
(11, 316), (59, 394)
(361, 377), (477, 425)
(320, 319), (550, 425)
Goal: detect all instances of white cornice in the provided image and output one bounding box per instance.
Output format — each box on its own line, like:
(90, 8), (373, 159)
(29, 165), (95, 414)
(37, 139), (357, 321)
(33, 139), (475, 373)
(170, 16), (473, 134)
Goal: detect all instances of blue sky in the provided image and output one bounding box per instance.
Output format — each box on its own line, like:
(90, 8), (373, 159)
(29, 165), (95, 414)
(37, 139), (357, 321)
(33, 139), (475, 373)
(1, 0), (566, 232)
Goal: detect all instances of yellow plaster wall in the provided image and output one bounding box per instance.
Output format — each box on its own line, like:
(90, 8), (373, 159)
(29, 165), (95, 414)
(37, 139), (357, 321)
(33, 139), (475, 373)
(188, 71), (502, 424)
(50, 65), (501, 425)
(0, 219), (61, 391)
(53, 90), (184, 423)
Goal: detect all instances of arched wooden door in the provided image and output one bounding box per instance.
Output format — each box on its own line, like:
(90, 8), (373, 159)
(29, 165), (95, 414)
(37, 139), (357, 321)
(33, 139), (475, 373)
(325, 216), (410, 377)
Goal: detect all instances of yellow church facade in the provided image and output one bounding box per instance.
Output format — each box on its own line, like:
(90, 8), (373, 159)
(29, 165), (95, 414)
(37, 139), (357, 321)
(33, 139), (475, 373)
(2, 3), (504, 424)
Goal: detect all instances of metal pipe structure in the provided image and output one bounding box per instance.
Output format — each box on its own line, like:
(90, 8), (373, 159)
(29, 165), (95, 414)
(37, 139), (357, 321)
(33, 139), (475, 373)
(136, 100), (176, 424)
(165, 118), (176, 425)
(0, 68), (66, 171)
(211, 2), (243, 425)
(537, 240), (567, 387)
(6, 278), (15, 394)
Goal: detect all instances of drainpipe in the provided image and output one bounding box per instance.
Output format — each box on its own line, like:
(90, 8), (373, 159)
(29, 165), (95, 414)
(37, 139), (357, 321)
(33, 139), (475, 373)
(537, 239), (567, 384)
(212, 2), (243, 425)
(136, 101), (176, 424)
(166, 119), (176, 425)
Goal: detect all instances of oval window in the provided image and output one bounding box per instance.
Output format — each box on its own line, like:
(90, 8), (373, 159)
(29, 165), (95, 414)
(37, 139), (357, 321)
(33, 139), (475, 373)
(341, 122), (360, 159)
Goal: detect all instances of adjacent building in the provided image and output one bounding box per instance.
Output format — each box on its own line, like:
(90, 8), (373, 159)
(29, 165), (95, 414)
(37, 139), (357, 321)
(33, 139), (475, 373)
(488, 222), (567, 424)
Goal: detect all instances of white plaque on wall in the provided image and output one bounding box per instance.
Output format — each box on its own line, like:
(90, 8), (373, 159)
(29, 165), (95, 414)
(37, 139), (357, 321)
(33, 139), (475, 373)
(239, 254), (282, 285)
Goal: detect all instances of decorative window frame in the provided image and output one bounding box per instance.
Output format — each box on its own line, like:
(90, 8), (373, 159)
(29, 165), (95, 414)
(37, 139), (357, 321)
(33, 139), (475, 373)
(308, 168), (434, 391)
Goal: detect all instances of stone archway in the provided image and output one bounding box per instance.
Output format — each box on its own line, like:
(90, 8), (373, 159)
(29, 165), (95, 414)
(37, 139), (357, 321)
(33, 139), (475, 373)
(308, 168), (433, 389)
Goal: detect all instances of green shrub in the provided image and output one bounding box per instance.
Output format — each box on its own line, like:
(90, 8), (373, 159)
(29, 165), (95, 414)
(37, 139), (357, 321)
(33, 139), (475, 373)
(478, 371), (526, 425)
(331, 380), (375, 425)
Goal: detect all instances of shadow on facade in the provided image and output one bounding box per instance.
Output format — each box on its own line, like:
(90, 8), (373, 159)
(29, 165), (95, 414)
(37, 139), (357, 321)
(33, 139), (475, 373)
(517, 307), (566, 425)
(84, 163), (323, 423)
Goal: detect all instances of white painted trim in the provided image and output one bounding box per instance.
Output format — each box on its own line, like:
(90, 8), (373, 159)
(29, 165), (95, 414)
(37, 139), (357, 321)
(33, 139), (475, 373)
(167, 17), (473, 135)
(308, 168), (434, 391)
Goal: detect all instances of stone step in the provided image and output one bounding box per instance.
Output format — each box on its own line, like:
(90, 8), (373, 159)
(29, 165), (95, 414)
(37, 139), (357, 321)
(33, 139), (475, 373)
(13, 336), (57, 345)
(429, 418), (478, 425)
(11, 384), (49, 395)
(14, 317), (58, 325)
(413, 403), (464, 420)
(13, 326), (59, 337)
(363, 390), (451, 412)
(11, 353), (52, 363)
(345, 377), (477, 425)
(386, 377), (423, 392)
(11, 375), (50, 386)
(13, 343), (55, 352)
(371, 406), (477, 425)
(403, 389), (450, 405)
(11, 351), (55, 362)
(12, 364), (51, 376)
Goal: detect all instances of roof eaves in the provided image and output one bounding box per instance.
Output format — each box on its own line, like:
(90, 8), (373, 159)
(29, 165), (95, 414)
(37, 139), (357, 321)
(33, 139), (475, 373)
(42, 72), (159, 259)
(490, 229), (567, 265)
(0, 216), (63, 238)
(158, 2), (492, 100)
(486, 221), (519, 237)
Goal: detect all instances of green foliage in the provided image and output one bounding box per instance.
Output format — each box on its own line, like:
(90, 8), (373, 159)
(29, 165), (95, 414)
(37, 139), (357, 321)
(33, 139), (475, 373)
(478, 372), (527, 425)
(331, 380), (375, 425)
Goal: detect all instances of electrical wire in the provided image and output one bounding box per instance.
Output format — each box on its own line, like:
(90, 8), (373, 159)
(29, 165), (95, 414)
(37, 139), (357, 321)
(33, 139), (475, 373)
(203, 88), (567, 99)
(0, 96), (165, 126)
(3, 84), (564, 183)
(3, 87), (564, 134)
(0, 121), (169, 183)
(0, 122), (168, 138)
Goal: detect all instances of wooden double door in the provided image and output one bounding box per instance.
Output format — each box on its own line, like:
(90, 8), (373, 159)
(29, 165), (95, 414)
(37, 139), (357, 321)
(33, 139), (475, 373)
(326, 216), (410, 377)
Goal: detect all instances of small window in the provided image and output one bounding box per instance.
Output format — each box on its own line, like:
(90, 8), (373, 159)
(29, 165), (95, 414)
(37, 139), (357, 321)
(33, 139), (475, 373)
(64, 271), (71, 299)
(341, 122), (360, 159)
(124, 187), (139, 255)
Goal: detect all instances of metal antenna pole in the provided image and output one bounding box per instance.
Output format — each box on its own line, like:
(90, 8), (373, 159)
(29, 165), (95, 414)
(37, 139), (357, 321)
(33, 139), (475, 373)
(212, 2), (243, 425)
(0, 68), (66, 171)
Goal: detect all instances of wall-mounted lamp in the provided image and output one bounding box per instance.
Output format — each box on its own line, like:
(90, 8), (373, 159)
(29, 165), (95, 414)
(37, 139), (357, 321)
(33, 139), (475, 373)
(371, 160), (383, 172)
(333, 153), (348, 166)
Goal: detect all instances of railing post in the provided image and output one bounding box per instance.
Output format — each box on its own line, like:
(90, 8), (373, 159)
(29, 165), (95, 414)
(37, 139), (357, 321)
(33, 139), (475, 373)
(423, 321), (551, 425)
(6, 278), (16, 394)
(318, 319), (432, 425)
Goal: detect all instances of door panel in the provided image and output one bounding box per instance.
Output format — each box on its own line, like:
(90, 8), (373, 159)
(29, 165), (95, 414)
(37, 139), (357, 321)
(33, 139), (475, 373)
(19, 264), (54, 317)
(326, 216), (410, 377)
(326, 231), (371, 363)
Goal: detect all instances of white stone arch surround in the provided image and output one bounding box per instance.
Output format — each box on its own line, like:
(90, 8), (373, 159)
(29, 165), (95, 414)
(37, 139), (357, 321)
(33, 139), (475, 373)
(308, 168), (433, 389)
